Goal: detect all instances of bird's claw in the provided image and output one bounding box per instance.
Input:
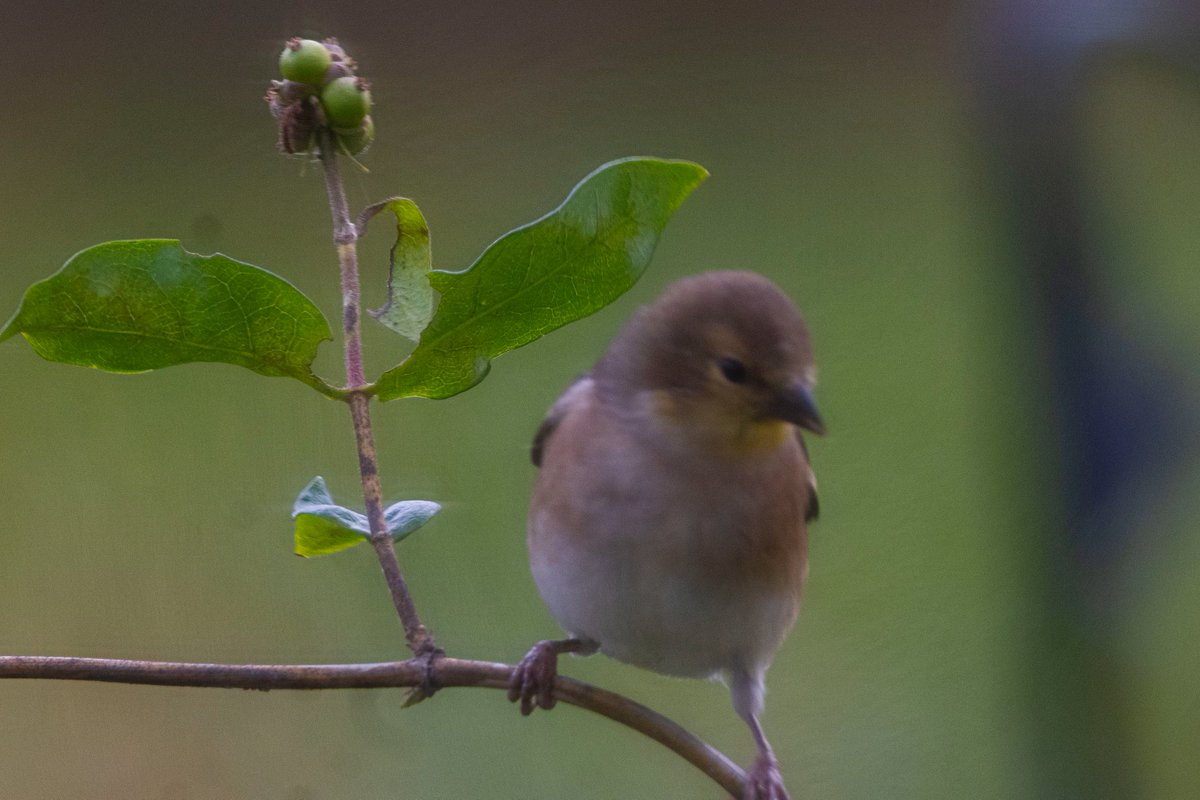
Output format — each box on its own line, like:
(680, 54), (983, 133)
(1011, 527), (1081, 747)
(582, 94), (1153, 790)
(743, 752), (790, 800)
(507, 640), (560, 715)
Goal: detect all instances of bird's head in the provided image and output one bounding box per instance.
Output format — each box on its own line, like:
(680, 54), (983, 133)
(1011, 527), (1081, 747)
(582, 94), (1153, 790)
(595, 271), (823, 454)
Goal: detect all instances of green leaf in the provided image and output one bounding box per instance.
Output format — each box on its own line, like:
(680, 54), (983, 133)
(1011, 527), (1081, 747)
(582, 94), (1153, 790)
(384, 498), (443, 539)
(364, 198), (435, 342)
(292, 476), (441, 558)
(372, 157), (708, 400)
(0, 240), (338, 396)
(293, 509), (370, 558)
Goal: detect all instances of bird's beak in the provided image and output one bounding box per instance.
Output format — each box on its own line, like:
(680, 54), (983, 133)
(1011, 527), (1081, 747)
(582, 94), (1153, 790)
(766, 382), (825, 435)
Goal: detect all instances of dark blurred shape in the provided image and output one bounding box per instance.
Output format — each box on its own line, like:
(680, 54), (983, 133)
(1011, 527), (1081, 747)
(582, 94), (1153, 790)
(967, 0), (1200, 797)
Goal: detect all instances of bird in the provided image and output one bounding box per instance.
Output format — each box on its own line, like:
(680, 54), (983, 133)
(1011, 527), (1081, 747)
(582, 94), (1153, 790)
(509, 270), (824, 800)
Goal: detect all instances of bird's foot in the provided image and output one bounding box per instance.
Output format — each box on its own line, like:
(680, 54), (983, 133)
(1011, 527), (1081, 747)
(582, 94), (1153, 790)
(742, 752), (790, 800)
(508, 637), (597, 715)
(508, 640), (565, 715)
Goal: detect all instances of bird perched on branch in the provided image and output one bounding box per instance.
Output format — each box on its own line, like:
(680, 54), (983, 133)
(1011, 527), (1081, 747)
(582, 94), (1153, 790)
(510, 271), (824, 800)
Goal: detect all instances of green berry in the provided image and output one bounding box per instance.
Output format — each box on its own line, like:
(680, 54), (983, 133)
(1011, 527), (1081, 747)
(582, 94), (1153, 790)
(336, 115), (375, 156)
(321, 76), (371, 129)
(280, 38), (332, 86)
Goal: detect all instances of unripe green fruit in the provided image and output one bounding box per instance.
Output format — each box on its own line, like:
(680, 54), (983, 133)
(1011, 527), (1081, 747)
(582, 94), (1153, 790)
(336, 115), (375, 156)
(280, 38), (332, 86)
(321, 76), (371, 129)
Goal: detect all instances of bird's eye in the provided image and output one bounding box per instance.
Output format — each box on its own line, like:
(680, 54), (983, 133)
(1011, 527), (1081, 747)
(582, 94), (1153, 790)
(717, 356), (748, 384)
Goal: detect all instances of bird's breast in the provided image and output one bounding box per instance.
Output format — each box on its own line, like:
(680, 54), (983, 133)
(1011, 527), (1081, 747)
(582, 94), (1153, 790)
(528, 391), (809, 677)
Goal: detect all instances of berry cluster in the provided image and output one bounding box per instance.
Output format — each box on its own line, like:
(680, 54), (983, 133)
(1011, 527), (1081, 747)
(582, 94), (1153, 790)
(267, 37), (374, 157)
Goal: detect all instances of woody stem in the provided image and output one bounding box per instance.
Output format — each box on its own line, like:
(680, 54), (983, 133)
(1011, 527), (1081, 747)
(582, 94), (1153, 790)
(319, 128), (433, 655)
(0, 654), (745, 797)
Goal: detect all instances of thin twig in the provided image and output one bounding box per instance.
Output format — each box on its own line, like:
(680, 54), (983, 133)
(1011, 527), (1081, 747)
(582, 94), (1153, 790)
(349, 390), (431, 653)
(0, 655), (746, 797)
(319, 129), (432, 655)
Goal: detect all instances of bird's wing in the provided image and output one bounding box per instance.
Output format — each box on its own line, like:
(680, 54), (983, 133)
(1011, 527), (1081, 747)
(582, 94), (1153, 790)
(797, 431), (820, 522)
(531, 375), (593, 467)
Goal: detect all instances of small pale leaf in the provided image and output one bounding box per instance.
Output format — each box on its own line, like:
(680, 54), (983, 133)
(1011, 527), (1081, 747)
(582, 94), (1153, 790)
(294, 474), (337, 509)
(292, 476), (369, 557)
(365, 198), (435, 342)
(291, 476), (439, 557)
(293, 514), (369, 558)
(383, 499), (442, 542)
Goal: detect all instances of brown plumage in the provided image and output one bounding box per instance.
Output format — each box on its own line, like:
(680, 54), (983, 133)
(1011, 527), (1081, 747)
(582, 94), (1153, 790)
(512, 271), (823, 800)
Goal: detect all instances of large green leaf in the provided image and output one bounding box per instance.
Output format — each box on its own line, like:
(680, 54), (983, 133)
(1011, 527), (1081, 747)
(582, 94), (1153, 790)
(292, 476), (441, 558)
(0, 240), (337, 395)
(372, 157), (708, 400)
(363, 198), (435, 342)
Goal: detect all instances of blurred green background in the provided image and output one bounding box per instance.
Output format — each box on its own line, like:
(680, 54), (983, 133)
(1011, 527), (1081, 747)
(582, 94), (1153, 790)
(2, 1), (1198, 798)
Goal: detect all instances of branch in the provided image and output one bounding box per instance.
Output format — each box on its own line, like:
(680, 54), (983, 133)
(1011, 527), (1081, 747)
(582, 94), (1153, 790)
(318, 129), (433, 655)
(0, 654), (745, 797)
